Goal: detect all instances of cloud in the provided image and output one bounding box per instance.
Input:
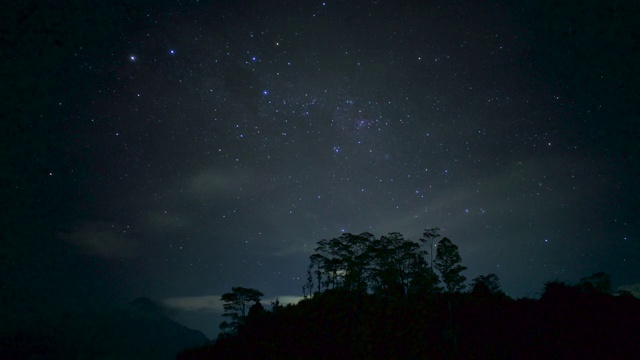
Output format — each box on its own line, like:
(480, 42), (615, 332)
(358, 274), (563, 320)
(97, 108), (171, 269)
(272, 243), (313, 257)
(163, 294), (304, 313)
(188, 168), (249, 198)
(617, 283), (640, 298)
(163, 296), (225, 313)
(59, 221), (138, 259)
(265, 296), (305, 305)
(146, 210), (194, 232)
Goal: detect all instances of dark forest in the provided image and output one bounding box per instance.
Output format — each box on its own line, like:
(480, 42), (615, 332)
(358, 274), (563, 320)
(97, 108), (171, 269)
(179, 231), (640, 359)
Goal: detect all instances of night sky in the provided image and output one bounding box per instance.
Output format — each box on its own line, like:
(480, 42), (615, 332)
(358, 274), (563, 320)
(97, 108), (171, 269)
(3, 1), (639, 338)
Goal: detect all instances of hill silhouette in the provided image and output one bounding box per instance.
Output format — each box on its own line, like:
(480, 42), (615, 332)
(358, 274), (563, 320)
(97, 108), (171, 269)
(179, 231), (639, 359)
(178, 287), (639, 359)
(2, 297), (207, 359)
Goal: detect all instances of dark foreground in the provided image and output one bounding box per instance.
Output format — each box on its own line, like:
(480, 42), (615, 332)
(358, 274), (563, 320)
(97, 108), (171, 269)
(179, 286), (639, 359)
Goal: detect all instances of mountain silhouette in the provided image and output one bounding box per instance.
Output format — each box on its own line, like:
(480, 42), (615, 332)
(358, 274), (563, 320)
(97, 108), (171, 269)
(3, 297), (208, 359)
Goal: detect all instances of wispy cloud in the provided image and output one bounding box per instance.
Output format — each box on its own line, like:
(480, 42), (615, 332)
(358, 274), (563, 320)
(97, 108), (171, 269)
(272, 243), (314, 257)
(618, 283), (640, 298)
(265, 296), (305, 305)
(163, 295), (304, 313)
(188, 167), (250, 198)
(163, 296), (225, 313)
(146, 209), (195, 231)
(59, 221), (138, 259)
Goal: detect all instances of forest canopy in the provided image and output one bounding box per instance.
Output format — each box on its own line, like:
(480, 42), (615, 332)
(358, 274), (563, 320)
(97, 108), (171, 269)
(181, 228), (639, 359)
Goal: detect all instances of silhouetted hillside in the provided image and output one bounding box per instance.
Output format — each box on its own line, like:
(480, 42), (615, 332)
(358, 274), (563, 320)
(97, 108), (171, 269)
(180, 232), (640, 359)
(2, 297), (208, 360)
(178, 288), (640, 359)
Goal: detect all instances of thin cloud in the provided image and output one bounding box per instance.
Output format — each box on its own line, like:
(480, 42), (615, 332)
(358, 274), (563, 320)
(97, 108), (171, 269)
(617, 283), (640, 298)
(59, 221), (138, 259)
(163, 294), (304, 313)
(163, 296), (225, 313)
(188, 167), (250, 198)
(146, 209), (195, 231)
(265, 296), (304, 305)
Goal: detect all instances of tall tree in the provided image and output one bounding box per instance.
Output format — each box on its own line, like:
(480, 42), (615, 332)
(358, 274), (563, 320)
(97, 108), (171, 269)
(434, 237), (467, 293)
(303, 266), (314, 298)
(307, 230), (452, 297)
(220, 287), (264, 334)
(310, 232), (373, 292)
(345, 232), (375, 293)
(413, 227), (442, 295)
(420, 227), (441, 273)
(368, 232), (422, 297)
(310, 237), (344, 290)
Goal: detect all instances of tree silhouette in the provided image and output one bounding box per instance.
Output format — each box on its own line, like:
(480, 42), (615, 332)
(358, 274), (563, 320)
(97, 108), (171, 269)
(471, 273), (504, 297)
(413, 227), (442, 296)
(434, 237), (467, 293)
(340, 232), (373, 293)
(368, 232), (422, 297)
(408, 260), (441, 296)
(578, 272), (612, 294)
(420, 227), (440, 273)
(179, 229), (640, 360)
(219, 287), (264, 335)
(308, 231), (445, 297)
(302, 266), (314, 298)
(246, 301), (267, 322)
(310, 232), (374, 293)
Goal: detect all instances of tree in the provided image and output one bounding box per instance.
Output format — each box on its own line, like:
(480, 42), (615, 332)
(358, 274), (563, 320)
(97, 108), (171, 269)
(408, 259), (442, 296)
(219, 287), (264, 335)
(246, 301), (267, 322)
(308, 231), (440, 297)
(471, 273), (504, 297)
(340, 232), (374, 293)
(419, 227), (441, 273)
(541, 280), (577, 302)
(412, 227), (443, 296)
(368, 232), (423, 297)
(303, 266), (314, 298)
(578, 272), (612, 294)
(434, 237), (467, 293)
(310, 232), (374, 293)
